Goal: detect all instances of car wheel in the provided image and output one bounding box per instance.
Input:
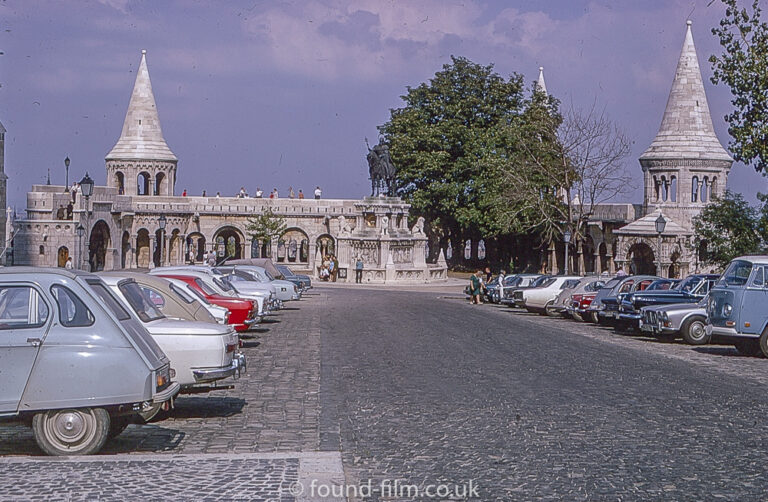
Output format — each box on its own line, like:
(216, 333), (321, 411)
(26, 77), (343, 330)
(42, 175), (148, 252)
(571, 312), (584, 322)
(734, 339), (762, 357)
(682, 317), (709, 346)
(589, 312), (599, 324)
(759, 329), (768, 358)
(544, 301), (558, 317)
(32, 407), (110, 456)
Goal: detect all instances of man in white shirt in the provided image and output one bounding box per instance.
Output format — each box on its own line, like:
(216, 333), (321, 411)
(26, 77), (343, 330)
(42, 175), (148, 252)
(314, 186), (322, 199)
(255, 188), (263, 198)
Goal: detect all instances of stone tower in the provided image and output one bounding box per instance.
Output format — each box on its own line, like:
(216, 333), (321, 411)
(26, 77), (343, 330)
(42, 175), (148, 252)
(638, 20), (733, 229)
(105, 50), (177, 197)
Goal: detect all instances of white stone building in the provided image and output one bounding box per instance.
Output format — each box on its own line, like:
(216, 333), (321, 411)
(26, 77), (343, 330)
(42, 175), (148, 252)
(12, 51), (445, 283)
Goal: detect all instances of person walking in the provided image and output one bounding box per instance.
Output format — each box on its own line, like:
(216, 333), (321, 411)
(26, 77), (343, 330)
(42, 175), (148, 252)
(64, 257), (74, 270)
(469, 270), (484, 304)
(314, 186), (322, 199)
(355, 255), (364, 283)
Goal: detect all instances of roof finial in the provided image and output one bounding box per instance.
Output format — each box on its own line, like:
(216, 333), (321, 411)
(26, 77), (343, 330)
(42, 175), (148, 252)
(142, 49), (147, 55)
(686, 20), (692, 26)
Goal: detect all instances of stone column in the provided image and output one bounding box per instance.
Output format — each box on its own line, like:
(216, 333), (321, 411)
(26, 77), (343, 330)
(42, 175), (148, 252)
(593, 251), (601, 275)
(577, 242), (584, 275)
(149, 235), (157, 269)
(548, 242), (557, 275)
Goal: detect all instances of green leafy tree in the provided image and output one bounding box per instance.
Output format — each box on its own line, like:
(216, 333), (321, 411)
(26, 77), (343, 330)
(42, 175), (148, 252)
(692, 190), (762, 267)
(378, 56), (527, 263)
(710, 0), (768, 173)
(245, 207), (287, 249)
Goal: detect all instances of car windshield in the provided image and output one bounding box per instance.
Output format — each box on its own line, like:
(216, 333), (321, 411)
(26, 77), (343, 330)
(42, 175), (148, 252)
(647, 280), (673, 291)
(236, 270), (262, 282)
(278, 266), (294, 277)
(674, 276), (700, 292)
(718, 260), (753, 287)
(504, 276), (520, 286)
(118, 281), (165, 322)
(585, 281), (605, 292)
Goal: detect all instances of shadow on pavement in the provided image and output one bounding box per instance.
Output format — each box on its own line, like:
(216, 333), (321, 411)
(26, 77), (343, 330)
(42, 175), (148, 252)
(170, 397), (247, 419)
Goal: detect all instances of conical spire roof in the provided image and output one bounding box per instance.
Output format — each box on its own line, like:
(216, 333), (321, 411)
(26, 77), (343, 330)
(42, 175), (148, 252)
(106, 50), (177, 162)
(0, 120), (6, 134)
(536, 66), (547, 94)
(640, 21), (731, 163)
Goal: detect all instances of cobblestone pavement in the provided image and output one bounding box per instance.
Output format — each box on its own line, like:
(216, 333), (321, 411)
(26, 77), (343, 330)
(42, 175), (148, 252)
(4, 286), (768, 500)
(320, 288), (768, 501)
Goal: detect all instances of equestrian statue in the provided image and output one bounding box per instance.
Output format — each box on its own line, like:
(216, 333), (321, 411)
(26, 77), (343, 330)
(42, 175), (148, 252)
(365, 138), (397, 196)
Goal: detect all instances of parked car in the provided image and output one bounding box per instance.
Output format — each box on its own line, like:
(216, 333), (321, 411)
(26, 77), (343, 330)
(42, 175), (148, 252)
(584, 277), (622, 323)
(551, 277), (605, 317)
(566, 278), (609, 321)
(488, 275), (522, 303)
(617, 274), (717, 331)
(499, 274), (543, 305)
(102, 276), (246, 392)
(0, 268), (180, 455)
(102, 271), (218, 324)
(275, 264), (312, 290)
(640, 298), (709, 345)
(596, 275), (659, 325)
(151, 266), (276, 314)
(707, 256), (768, 356)
(508, 275), (551, 307)
(521, 276), (582, 314)
(215, 265), (300, 302)
(152, 274), (258, 332)
(165, 277), (229, 324)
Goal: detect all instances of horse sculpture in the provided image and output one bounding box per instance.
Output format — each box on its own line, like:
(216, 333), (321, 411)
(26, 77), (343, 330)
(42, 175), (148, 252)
(366, 138), (396, 196)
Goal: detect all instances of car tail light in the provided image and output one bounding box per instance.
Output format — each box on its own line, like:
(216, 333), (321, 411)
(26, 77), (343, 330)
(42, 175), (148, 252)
(226, 342), (237, 353)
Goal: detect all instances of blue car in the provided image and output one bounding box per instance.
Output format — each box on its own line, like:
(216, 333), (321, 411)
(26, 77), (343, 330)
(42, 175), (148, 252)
(707, 256), (768, 356)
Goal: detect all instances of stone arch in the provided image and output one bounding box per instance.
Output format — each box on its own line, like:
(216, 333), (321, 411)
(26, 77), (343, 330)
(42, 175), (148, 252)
(121, 231), (130, 268)
(136, 228), (151, 268)
(214, 226), (244, 261)
(57, 246), (69, 267)
(316, 234), (336, 260)
(115, 171), (125, 195)
(137, 171), (151, 196)
(155, 172), (166, 196)
(280, 228), (309, 264)
(88, 219), (111, 272)
(186, 232), (206, 263)
(626, 241), (656, 275)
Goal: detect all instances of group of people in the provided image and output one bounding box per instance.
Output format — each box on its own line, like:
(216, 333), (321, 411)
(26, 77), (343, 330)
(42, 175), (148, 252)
(468, 267), (506, 305)
(180, 186), (323, 199)
(319, 254), (339, 282)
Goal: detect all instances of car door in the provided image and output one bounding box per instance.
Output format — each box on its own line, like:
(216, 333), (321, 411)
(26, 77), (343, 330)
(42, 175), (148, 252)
(739, 265), (768, 335)
(0, 284), (51, 413)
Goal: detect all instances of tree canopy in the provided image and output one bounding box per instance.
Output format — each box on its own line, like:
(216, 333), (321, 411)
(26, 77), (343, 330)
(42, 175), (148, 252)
(692, 190), (762, 267)
(246, 207), (287, 245)
(710, 0), (768, 173)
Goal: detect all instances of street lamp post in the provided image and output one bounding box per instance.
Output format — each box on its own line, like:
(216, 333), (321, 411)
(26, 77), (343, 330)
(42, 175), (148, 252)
(79, 173), (94, 270)
(64, 156), (70, 191)
(158, 214), (167, 267)
(76, 224), (85, 270)
(564, 230), (572, 276)
(655, 213), (667, 277)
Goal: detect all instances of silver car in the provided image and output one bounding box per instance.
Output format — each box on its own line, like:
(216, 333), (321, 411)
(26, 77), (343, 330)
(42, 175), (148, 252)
(0, 268), (180, 455)
(640, 298), (709, 345)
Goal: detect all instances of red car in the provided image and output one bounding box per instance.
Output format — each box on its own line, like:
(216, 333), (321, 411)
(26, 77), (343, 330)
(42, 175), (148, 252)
(157, 274), (258, 332)
(568, 292), (599, 322)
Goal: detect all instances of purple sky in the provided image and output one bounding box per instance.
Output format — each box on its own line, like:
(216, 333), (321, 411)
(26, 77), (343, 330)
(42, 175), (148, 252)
(1, 0), (765, 211)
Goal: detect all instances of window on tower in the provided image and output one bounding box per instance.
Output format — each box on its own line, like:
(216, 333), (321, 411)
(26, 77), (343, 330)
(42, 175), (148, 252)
(691, 176), (699, 202)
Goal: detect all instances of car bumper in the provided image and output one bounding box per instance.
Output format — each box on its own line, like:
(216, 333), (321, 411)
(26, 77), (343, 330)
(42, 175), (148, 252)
(706, 325), (755, 339)
(152, 381), (181, 404)
(618, 313), (641, 321)
(192, 357), (246, 383)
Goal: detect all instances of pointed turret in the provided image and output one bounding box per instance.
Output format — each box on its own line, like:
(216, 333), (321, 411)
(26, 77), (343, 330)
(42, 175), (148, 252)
(640, 21), (731, 163)
(536, 66), (547, 95)
(106, 50), (177, 162)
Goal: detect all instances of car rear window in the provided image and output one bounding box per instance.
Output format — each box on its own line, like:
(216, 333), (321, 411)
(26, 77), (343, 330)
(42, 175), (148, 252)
(168, 282), (195, 304)
(118, 281), (165, 323)
(51, 285), (95, 327)
(86, 280), (131, 321)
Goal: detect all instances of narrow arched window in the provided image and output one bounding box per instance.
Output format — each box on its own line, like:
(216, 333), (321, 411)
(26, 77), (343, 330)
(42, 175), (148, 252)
(670, 176), (677, 202)
(701, 176), (709, 202)
(661, 176), (669, 202)
(691, 176), (699, 202)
